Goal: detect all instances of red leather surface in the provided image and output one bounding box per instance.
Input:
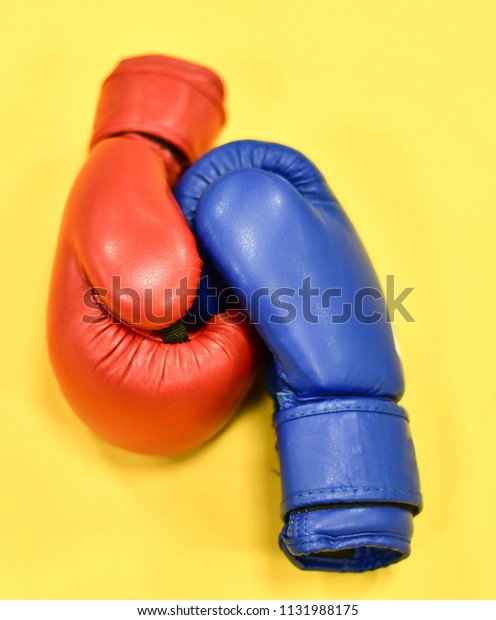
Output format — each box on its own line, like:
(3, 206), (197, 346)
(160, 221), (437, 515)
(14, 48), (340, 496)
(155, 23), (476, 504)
(47, 57), (257, 455)
(90, 55), (225, 163)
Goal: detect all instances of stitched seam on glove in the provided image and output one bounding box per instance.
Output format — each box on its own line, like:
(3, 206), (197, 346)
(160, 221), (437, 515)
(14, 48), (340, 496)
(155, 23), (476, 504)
(274, 402), (407, 427)
(282, 531), (412, 546)
(284, 486), (422, 505)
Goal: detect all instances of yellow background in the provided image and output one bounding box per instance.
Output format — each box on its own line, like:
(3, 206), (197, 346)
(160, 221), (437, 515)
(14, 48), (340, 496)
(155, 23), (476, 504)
(0, 0), (494, 600)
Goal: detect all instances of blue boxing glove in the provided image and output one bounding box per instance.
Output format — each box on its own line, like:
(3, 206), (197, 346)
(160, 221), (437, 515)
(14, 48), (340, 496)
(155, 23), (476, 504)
(175, 140), (422, 572)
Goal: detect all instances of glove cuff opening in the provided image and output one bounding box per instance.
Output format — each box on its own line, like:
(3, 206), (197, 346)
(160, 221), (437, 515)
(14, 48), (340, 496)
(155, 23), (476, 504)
(280, 504), (413, 572)
(90, 54), (225, 163)
(274, 397), (422, 572)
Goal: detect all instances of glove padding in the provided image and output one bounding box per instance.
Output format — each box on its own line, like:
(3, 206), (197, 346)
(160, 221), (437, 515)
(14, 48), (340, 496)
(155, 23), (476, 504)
(175, 140), (422, 571)
(47, 57), (257, 455)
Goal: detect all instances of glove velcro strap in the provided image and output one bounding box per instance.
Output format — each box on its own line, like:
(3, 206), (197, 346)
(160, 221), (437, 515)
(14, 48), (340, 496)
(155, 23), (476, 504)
(274, 398), (422, 518)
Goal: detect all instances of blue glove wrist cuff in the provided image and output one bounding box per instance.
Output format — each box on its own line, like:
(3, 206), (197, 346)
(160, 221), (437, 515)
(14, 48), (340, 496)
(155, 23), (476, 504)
(274, 397), (422, 572)
(275, 397), (422, 514)
(279, 504), (413, 572)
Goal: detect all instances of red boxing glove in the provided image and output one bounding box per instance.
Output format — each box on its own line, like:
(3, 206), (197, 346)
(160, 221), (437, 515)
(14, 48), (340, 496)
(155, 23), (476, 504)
(47, 56), (257, 455)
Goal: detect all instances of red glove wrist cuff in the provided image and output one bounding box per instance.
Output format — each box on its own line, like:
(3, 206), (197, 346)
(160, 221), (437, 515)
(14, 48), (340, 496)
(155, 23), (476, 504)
(90, 54), (225, 164)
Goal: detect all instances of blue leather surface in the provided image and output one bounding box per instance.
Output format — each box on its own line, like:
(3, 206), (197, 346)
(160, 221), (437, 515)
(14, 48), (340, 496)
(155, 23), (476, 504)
(175, 140), (422, 572)
(176, 142), (404, 398)
(280, 505), (412, 572)
(274, 398), (421, 515)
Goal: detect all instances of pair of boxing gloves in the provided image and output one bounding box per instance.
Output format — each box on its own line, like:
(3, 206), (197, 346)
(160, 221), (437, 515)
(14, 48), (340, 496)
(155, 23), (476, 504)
(47, 55), (422, 572)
